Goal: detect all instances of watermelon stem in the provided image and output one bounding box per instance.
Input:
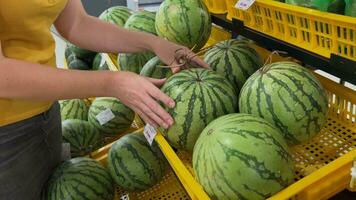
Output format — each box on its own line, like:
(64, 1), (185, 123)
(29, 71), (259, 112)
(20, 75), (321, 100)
(260, 50), (288, 73)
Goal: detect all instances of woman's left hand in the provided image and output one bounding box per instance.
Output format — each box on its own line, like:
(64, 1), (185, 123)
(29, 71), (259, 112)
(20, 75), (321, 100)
(151, 38), (210, 73)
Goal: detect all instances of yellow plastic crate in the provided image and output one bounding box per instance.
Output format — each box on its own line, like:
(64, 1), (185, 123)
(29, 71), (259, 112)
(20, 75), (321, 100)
(226, 0), (356, 62)
(204, 0), (227, 14)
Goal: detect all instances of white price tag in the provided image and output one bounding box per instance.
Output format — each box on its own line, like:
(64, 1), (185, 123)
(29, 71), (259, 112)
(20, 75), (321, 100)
(96, 108), (115, 125)
(144, 124), (157, 146)
(235, 0), (256, 10)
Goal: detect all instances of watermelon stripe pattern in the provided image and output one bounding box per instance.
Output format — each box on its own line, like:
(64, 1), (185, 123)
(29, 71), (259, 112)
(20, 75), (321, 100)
(204, 39), (263, 92)
(119, 52), (155, 73)
(99, 6), (132, 27)
(140, 56), (172, 79)
(155, 0), (212, 51)
(119, 10), (156, 73)
(193, 114), (294, 200)
(59, 99), (88, 121)
(239, 62), (328, 144)
(46, 157), (114, 200)
(161, 68), (237, 151)
(124, 10), (157, 35)
(88, 97), (135, 136)
(62, 119), (102, 157)
(108, 132), (167, 191)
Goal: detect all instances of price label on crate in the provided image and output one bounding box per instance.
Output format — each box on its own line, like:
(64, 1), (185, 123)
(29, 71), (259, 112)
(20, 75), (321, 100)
(235, 0), (256, 10)
(95, 108), (115, 125)
(144, 124), (157, 146)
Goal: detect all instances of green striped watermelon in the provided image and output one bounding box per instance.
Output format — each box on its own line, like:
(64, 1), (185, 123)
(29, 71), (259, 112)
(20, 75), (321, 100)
(59, 99), (88, 121)
(239, 61), (329, 144)
(108, 132), (168, 191)
(155, 0), (212, 51)
(88, 97), (135, 136)
(140, 56), (173, 79)
(204, 39), (263, 92)
(45, 157), (115, 200)
(93, 54), (109, 71)
(118, 10), (156, 73)
(118, 52), (155, 73)
(67, 57), (91, 70)
(99, 6), (132, 27)
(62, 119), (102, 157)
(161, 68), (238, 151)
(68, 43), (96, 62)
(124, 10), (157, 35)
(193, 113), (295, 200)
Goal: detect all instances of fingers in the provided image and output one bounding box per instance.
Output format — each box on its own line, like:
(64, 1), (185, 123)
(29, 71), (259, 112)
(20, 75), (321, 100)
(148, 86), (175, 108)
(142, 94), (174, 127)
(191, 55), (210, 69)
(133, 107), (159, 128)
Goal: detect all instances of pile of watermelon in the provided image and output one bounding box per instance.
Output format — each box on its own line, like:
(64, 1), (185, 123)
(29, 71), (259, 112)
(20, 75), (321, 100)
(50, 0), (332, 199)
(59, 97), (135, 158)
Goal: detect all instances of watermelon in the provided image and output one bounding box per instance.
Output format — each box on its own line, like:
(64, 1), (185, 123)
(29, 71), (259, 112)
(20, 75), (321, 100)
(59, 99), (89, 121)
(99, 6), (132, 27)
(118, 10), (157, 73)
(45, 157), (115, 200)
(62, 119), (102, 157)
(155, 0), (212, 51)
(118, 52), (155, 73)
(88, 97), (135, 136)
(68, 43), (96, 62)
(193, 113), (295, 200)
(108, 132), (168, 191)
(239, 61), (329, 144)
(93, 54), (109, 71)
(140, 56), (173, 79)
(124, 10), (157, 35)
(204, 39), (263, 92)
(67, 57), (91, 70)
(64, 47), (74, 61)
(161, 68), (238, 151)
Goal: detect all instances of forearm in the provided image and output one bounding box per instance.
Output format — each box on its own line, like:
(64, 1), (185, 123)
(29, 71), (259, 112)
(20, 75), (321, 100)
(0, 58), (116, 100)
(56, 15), (159, 54)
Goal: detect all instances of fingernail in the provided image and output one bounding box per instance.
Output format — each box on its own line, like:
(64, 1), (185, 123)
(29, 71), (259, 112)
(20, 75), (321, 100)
(162, 123), (168, 129)
(168, 119), (174, 126)
(169, 101), (175, 108)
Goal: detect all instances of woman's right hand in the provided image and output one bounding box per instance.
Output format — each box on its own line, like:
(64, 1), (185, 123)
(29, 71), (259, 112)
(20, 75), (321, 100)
(112, 71), (175, 129)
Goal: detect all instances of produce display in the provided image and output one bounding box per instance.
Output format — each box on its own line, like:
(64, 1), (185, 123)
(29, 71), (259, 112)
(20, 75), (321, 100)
(239, 61), (328, 144)
(161, 68), (238, 151)
(107, 132), (168, 191)
(59, 99), (89, 121)
(53, 1), (340, 199)
(139, 56), (172, 79)
(204, 39), (263, 93)
(155, 0), (212, 51)
(88, 97), (135, 136)
(62, 119), (102, 157)
(44, 157), (115, 200)
(193, 114), (295, 200)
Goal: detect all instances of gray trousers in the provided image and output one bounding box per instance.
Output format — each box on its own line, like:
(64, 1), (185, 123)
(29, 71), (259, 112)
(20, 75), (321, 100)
(0, 103), (62, 200)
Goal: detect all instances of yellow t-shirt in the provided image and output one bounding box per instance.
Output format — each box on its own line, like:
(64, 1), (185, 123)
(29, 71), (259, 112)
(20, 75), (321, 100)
(0, 0), (68, 126)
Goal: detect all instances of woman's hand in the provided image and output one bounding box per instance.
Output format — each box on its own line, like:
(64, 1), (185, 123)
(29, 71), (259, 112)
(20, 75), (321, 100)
(151, 38), (209, 73)
(112, 71), (175, 129)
